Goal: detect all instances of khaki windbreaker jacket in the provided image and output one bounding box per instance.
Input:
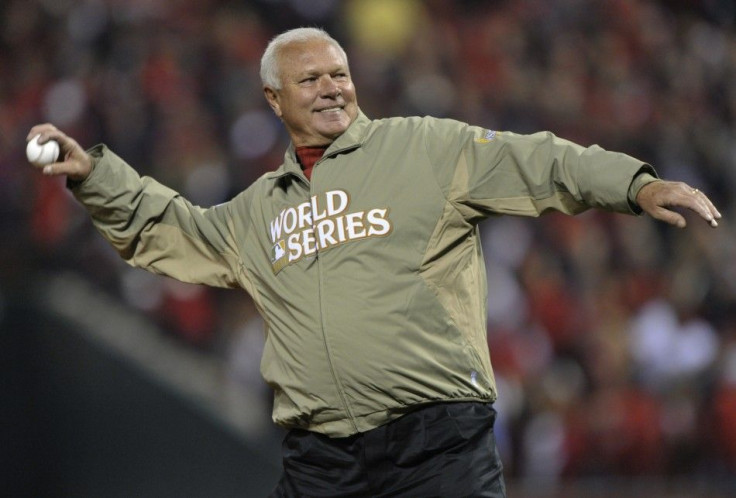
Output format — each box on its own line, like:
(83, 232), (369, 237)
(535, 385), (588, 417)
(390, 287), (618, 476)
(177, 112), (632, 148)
(73, 111), (657, 437)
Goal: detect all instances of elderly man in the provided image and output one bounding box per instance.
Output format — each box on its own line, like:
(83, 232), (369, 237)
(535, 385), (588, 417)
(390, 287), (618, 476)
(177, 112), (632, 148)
(28, 27), (720, 497)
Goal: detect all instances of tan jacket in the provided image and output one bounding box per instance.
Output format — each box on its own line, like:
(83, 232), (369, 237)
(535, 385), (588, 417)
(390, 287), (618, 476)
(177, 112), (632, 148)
(73, 111), (657, 437)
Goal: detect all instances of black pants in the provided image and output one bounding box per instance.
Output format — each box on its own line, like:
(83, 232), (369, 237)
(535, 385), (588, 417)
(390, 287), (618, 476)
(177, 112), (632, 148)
(270, 402), (506, 497)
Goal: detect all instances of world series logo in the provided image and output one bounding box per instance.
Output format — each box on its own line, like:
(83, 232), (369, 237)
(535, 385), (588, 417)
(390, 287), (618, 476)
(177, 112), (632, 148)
(269, 189), (392, 273)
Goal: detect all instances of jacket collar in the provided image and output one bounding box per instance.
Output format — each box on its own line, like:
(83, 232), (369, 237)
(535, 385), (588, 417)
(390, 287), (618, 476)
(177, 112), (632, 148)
(266, 110), (371, 181)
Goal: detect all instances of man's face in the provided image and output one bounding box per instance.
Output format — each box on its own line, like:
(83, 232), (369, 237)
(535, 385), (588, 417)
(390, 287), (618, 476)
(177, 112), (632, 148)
(264, 39), (358, 147)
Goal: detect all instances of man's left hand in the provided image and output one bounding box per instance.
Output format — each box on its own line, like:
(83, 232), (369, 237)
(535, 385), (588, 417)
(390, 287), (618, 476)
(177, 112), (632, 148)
(636, 180), (722, 228)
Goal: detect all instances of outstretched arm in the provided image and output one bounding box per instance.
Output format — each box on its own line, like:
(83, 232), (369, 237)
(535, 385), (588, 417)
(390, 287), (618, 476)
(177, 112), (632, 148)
(25, 123), (245, 289)
(636, 180), (722, 228)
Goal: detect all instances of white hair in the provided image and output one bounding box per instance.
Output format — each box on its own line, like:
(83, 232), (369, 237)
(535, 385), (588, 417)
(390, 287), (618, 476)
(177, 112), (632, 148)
(260, 27), (348, 90)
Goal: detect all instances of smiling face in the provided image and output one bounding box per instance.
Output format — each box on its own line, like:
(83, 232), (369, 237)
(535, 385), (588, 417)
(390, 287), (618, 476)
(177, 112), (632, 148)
(264, 39), (359, 147)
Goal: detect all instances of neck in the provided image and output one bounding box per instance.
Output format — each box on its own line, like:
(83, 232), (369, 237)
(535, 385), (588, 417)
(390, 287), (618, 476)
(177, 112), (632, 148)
(295, 145), (328, 181)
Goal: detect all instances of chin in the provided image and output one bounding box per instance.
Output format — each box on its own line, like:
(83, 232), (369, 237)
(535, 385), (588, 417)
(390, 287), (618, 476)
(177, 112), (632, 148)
(317, 122), (350, 139)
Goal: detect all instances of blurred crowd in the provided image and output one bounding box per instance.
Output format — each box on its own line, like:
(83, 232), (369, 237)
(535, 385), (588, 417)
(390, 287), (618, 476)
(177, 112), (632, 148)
(2, 0), (736, 483)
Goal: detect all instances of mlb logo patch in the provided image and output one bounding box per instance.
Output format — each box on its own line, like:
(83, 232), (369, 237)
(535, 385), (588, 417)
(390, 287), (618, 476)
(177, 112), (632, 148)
(474, 129), (498, 143)
(271, 240), (286, 263)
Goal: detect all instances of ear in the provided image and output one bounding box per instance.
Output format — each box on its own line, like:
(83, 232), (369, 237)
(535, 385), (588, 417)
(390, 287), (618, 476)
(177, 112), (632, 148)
(264, 87), (282, 118)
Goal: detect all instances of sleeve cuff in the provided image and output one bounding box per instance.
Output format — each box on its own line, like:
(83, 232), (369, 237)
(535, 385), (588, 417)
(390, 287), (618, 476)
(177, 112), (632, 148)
(66, 143), (106, 190)
(627, 168), (660, 214)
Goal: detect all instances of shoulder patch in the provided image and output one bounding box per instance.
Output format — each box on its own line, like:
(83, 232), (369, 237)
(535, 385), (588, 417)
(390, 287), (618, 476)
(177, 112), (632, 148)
(474, 129), (498, 144)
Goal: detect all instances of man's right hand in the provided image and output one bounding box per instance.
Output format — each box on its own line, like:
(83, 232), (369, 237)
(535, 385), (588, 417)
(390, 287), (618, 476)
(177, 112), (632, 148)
(26, 124), (93, 182)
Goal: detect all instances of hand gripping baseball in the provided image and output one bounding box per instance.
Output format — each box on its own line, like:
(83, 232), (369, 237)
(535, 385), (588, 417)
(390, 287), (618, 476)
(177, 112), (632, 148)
(636, 180), (722, 228)
(26, 124), (93, 182)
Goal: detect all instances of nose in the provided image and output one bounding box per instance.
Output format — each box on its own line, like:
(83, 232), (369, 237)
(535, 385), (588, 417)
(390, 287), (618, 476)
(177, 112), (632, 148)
(318, 75), (340, 98)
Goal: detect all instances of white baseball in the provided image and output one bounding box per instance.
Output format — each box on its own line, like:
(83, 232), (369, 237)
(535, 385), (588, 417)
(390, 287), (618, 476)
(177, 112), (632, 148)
(26, 134), (60, 167)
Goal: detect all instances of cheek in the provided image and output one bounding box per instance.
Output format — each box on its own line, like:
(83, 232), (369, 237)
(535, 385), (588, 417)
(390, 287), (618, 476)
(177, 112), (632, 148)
(281, 100), (309, 122)
(342, 87), (356, 102)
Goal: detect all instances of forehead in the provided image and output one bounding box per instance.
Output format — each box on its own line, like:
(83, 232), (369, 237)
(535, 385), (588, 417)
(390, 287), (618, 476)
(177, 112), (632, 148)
(279, 39), (347, 74)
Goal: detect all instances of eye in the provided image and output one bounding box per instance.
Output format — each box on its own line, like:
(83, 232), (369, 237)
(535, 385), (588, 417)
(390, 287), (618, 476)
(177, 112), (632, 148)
(300, 76), (317, 84)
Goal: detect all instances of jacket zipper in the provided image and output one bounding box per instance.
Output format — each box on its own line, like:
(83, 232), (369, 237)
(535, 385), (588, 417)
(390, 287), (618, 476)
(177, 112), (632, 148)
(310, 159), (359, 433)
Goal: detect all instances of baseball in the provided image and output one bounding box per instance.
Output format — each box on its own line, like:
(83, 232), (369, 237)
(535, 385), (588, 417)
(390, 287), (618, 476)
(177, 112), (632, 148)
(26, 134), (60, 167)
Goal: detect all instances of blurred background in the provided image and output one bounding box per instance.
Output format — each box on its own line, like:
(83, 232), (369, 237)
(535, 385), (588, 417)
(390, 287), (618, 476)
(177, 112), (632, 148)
(2, 0), (736, 496)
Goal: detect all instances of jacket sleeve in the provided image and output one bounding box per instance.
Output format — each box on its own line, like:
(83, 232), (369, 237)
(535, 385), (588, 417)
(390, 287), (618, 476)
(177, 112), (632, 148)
(71, 145), (244, 289)
(424, 119), (659, 223)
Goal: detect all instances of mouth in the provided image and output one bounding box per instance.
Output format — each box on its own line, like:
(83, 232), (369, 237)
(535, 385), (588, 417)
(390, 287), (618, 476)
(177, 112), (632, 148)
(315, 106), (344, 113)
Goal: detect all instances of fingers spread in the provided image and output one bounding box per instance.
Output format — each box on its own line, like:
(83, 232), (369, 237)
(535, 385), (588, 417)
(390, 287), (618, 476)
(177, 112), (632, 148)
(638, 181), (722, 229)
